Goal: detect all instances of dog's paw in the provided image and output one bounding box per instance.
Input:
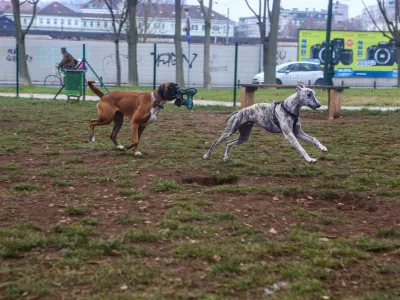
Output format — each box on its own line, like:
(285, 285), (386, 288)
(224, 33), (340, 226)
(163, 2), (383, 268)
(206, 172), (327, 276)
(134, 151), (143, 156)
(320, 146), (328, 152)
(89, 135), (95, 143)
(308, 158), (317, 164)
(223, 156), (229, 161)
(203, 153), (209, 159)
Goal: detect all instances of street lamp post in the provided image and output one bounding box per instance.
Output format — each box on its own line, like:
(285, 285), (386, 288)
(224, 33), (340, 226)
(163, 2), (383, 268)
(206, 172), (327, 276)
(226, 8), (229, 45)
(323, 0), (334, 86)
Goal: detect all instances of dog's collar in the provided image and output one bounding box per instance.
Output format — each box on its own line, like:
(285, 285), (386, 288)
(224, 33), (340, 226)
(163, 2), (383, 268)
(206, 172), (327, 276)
(151, 92), (164, 109)
(281, 102), (299, 130)
(281, 102), (299, 119)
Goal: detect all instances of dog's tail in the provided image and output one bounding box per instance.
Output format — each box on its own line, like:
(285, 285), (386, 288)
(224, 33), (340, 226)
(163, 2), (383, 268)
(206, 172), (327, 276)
(87, 80), (104, 98)
(226, 110), (239, 121)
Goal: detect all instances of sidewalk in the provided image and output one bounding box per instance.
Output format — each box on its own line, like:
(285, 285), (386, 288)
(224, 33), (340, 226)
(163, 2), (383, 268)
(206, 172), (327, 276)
(0, 92), (399, 111)
(0, 92), (234, 107)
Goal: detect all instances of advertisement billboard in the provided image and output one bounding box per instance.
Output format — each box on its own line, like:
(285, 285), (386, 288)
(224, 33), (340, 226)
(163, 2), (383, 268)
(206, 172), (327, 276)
(298, 29), (398, 78)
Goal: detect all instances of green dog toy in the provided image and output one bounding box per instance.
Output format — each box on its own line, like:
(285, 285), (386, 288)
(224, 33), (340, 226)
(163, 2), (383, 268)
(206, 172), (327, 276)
(175, 88), (197, 110)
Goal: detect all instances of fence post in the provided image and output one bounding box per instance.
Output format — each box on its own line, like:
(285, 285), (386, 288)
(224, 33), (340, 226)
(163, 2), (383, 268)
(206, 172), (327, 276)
(16, 44), (19, 98)
(153, 43), (157, 90)
(83, 43), (86, 101)
(233, 42), (238, 107)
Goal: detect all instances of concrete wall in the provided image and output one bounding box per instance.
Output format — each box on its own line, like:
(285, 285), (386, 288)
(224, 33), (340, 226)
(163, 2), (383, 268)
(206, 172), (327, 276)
(0, 37), (397, 88)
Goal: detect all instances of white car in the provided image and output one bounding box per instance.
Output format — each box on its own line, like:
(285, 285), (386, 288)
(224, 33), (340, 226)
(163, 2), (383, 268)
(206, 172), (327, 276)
(252, 61), (324, 85)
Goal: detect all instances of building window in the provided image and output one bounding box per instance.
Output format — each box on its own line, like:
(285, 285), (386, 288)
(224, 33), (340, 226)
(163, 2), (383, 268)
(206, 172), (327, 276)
(154, 23), (160, 29)
(83, 21), (87, 27)
(54, 19), (57, 25)
(170, 23), (175, 30)
(104, 21), (107, 27)
(90, 21), (93, 27)
(23, 18), (27, 25)
(97, 21), (100, 27)
(40, 18), (43, 24)
(75, 20), (78, 25)
(47, 18), (50, 25)
(202, 25), (205, 31)
(68, 19), (71, 25)
(160, 23), (165, 29)
(61, 19), (64, 25)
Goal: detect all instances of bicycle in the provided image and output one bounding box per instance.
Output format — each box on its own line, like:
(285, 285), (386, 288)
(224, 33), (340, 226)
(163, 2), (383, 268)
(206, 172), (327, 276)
(43, 66), (64, 87)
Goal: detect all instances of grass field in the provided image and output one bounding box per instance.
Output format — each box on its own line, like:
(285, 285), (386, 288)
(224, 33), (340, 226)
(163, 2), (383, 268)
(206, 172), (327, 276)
(0, 85), (400, 107)
(0, 96), (400, 299)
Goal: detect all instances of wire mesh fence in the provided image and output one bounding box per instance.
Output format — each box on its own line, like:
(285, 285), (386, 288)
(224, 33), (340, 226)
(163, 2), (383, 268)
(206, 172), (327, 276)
(0, 37), (399, 108)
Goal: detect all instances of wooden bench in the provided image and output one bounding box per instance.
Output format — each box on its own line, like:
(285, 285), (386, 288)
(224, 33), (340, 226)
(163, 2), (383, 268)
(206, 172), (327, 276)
(237, 83), (349, 120)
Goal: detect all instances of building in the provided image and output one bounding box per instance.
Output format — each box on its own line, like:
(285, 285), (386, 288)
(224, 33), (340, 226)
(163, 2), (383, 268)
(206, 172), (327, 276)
(237, 16), (262, 39)
(1, 0), (235, 42)
(0, 15), (13, 29)
(359, 0), (400, 31)
(237, 2), (349, 40)
(332, 1), (349, 23)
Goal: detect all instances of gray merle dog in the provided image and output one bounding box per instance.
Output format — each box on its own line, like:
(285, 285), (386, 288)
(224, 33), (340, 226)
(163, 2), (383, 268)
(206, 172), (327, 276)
(203, 82), (327, 163)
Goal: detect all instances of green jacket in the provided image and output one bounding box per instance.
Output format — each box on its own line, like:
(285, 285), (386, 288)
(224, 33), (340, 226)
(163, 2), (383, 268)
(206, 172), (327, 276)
(58, 52), (76, 69)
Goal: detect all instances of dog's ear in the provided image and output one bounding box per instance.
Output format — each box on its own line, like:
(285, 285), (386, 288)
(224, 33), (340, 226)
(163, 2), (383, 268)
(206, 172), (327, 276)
(158, 84), (165, 98)
(296, 81), (306, 92)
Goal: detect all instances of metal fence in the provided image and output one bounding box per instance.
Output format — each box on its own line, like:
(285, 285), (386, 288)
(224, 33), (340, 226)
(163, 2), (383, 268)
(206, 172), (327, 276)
(0, 37), (399, 108)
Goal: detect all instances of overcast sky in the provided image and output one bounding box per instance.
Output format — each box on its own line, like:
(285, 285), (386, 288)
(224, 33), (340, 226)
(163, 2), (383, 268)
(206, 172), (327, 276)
(184, 0), (379, 21)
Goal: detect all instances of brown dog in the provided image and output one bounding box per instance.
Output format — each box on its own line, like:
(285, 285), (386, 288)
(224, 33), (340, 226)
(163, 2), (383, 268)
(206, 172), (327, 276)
(88, 80), (182, 155)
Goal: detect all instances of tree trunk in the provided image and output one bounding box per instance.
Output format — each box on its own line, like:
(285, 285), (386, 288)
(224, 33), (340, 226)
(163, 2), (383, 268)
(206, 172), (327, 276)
(127, 1), (138, 86)
(199, 0), (212, 89)
(12, 0), (32, 85)
(264, 0), (281, 84)
(17, 36), (31, 86)
(262, 40), (269, 84)
(174, 0), (184, 87)
(203, 18), (212, 88)
(115, 40), (121, 86)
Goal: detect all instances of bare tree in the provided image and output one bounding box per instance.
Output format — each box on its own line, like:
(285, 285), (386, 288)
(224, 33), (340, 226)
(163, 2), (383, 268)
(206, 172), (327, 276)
(127, 0), (140, 86)
(363, 0), (400, 87)
(198, 0), (212, 88)
(175, 0), (184, 86)
(136, 1), (172, 43)
(137, 0), (152, 42)
(11, 0), (39, 85)
(245, 0), (281, 84)
(102, 0), (128, 86)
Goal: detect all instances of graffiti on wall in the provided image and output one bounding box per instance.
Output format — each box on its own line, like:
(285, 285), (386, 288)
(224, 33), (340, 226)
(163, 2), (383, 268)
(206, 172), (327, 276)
(276, 47), (296, 64)
(276, 49), (287, 60)
(150, 51), (198, 68)
(38, 46), (59, 67)
(0, 48), (33, 63)
(210, 54), (228, 72)
(38, 46), (81, 68)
